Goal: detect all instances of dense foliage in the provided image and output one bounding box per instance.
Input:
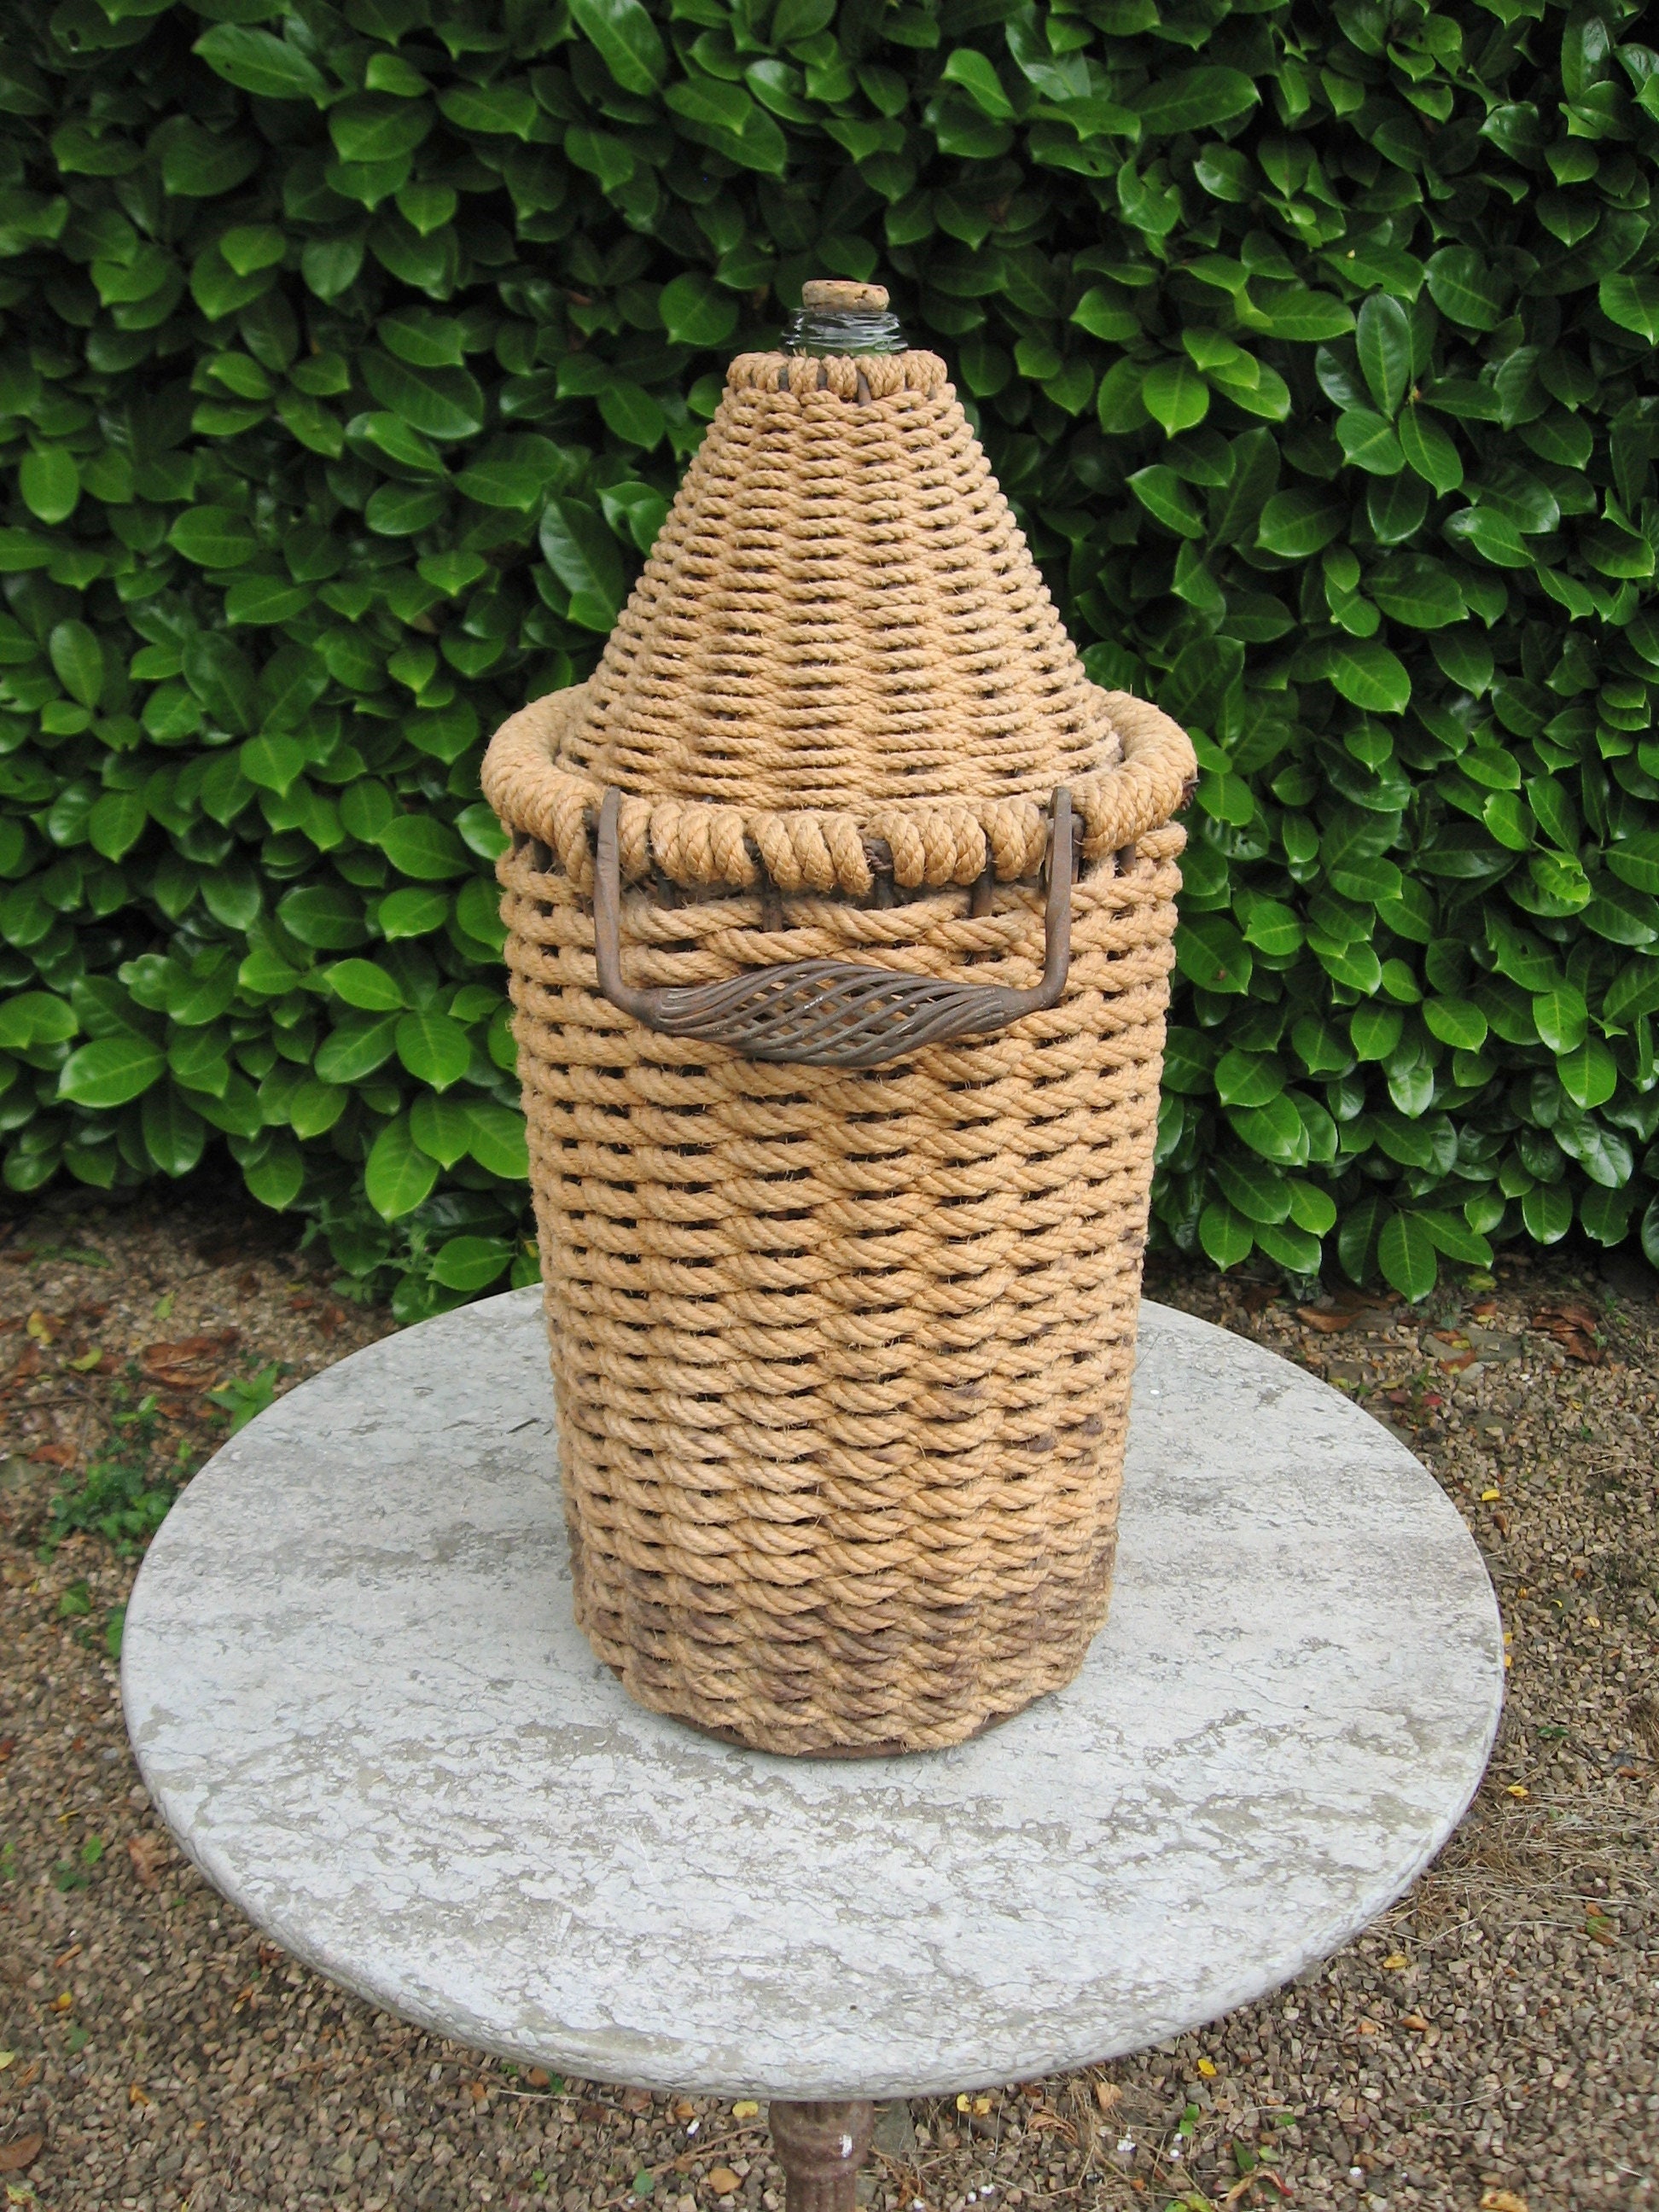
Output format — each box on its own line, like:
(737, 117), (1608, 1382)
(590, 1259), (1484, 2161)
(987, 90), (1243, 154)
(2, 0), (1658, 1313)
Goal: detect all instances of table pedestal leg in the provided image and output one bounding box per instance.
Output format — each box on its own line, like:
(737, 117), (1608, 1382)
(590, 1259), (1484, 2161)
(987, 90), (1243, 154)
(768, 2099), (876, 2212)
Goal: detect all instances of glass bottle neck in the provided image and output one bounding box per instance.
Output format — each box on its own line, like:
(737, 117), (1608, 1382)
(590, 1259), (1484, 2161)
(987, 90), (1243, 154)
(782, 302), (907, 357)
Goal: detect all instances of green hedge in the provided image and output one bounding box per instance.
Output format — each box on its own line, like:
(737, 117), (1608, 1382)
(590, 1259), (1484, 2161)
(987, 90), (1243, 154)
(2, 0), (1658, 1315)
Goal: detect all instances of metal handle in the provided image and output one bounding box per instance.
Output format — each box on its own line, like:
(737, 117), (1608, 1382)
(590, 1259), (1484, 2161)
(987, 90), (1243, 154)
(592, 787), (1074, 1069)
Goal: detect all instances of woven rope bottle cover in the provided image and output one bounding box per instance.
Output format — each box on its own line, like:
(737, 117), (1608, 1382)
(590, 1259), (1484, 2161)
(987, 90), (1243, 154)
(484, 279), (1196, 1758)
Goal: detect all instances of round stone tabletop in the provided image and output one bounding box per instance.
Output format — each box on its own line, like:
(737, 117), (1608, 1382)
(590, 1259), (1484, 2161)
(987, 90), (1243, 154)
(122, 1289), (1502, 2101)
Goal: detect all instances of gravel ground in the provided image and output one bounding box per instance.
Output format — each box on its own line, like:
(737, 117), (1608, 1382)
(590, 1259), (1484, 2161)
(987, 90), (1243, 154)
(1, 1188), (1656, 2212)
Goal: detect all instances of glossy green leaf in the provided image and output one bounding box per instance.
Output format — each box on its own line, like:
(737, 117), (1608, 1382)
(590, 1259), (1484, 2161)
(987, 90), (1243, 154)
(1607, 833), (1659, 896)
(168, 506), (259, 568)
(1141, 359), (1209, 436)
(464, 1100), (529, 1180)
(1423, 998), (1487, 1051)
(1521, 1182), (1573, 1243)
(1254, 1218), (1323, 1274)
(568, 0), (668, 95)
(1424, 247), (1508, 332)
(429, 1234), (512, 1292)
(1228, 1093), (1310, 1167)
(20, 448), (79, 524)
(378, 816), (469, 881)
(1176, 912), (1252, 994)
(1355, 294), (1411, 419)
(315, 1015), (399, 1086)
(1377, 1211), (1437, 1301)
(361, 351), (486, 440)
(0, 992), (77, 1051)
(1532, 986), (1589, 1055)
(664, 79), (788, 174)
(142, 1086), (206, 1179)
(1198, 1198), (1254, 1270)
(49, 620), (103, 708)
(1256, 488), (1346, 557)
(539, 498), (627, 631)
(942, 49), (1015, 121)
(658, 273), (739, 349)
(395, 1009), (470, 1091)
(410, 1090), (474, 1167)
(1416, 1210), (1492, 1267)
(379, 887), (451, 938)
(58, 1035), (165, 1109)
(1127, 465), (1203, 538)
(1599, 273), (1659, 344)
(1336, 409), (1404, 475)
(1326, 640), (1411, 714)
(193, 25), (329, 103)
(366, 1114), (440, 1220)
(1398, 406), (1463, 493)
(73, 785), (142, 871)
(1133, 67), (1257, 136)
(243, 1135), (305, 1211)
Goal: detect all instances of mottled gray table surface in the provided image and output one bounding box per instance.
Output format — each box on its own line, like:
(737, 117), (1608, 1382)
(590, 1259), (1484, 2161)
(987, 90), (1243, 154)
(122, 1289), (1502, 2101)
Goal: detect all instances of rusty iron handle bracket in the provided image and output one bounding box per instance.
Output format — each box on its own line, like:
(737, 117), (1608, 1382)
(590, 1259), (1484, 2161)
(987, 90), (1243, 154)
(591, 786), (1075, 1070)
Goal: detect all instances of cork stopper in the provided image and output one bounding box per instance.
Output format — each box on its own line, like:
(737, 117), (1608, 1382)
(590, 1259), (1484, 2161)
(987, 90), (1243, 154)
(801, 279), (890, 312)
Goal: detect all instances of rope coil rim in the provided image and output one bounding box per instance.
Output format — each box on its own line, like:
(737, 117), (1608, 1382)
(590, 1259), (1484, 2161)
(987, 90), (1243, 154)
(483, 684), (1195, 899)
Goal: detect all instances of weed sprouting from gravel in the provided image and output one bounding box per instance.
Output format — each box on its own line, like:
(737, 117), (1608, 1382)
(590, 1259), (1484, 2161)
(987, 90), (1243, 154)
(44, 1372), (196, 1554)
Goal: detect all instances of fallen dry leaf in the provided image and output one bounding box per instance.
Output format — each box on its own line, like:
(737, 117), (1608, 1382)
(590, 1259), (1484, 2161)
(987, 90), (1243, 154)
(1532, 1304), (1604, 1363)
(0, 2133), (44, 2173)
(1026, 2112), (1077, 2141)
(25, 1311), (57, 1344)
(707, 2168), (742, 2197)
(1481, 2192), (1528, 2212)
(1296, 1306), (1353, 1333)
(140, 1330), (239, 1387)
(127, 1833), (168, 1889)
(1092, 2081), (1120, 2115)
(730, 2100), (759, 2121)
(29, 1441), (75, 1468)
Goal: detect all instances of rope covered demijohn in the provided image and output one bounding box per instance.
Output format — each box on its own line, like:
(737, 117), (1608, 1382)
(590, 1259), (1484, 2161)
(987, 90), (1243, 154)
(483, 277), (1196, 1756)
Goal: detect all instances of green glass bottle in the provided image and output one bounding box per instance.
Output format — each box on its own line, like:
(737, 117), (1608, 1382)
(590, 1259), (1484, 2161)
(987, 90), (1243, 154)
(782, 278), (907, 357)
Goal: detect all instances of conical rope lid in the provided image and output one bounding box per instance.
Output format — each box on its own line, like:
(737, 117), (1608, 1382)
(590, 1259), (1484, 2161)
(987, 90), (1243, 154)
(484, 282), (1194, 897)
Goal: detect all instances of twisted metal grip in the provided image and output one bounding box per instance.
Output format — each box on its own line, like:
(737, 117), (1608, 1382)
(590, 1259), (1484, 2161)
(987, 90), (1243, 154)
(592, 786), (1075, 1069)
